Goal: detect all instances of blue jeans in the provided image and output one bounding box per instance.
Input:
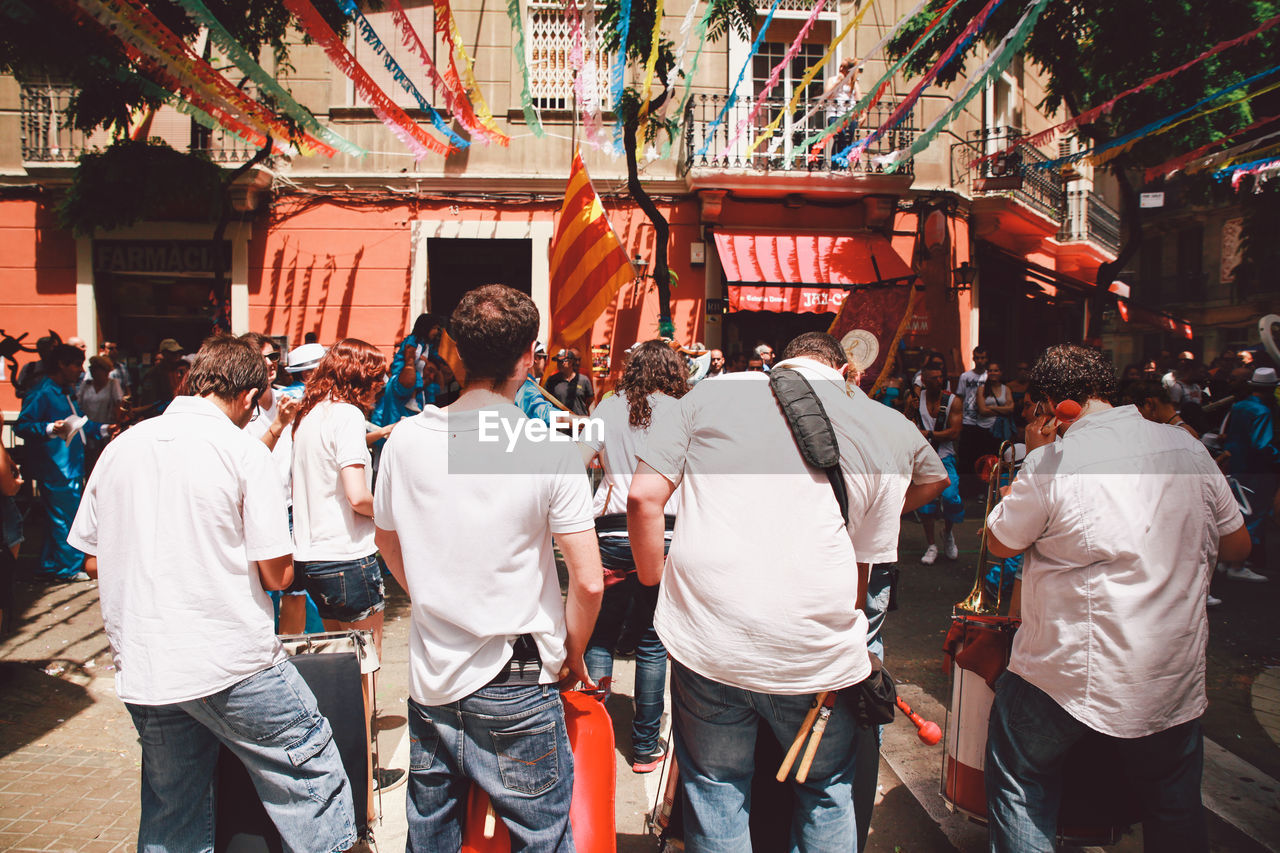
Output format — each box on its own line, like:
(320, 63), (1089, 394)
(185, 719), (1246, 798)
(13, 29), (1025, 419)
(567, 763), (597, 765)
(126, 661), (356, 853)
(671, 660), (859, 853)
(917, 455), (964, 523)
(986, 671), (1207, 853)
(407, 684), (575, 852)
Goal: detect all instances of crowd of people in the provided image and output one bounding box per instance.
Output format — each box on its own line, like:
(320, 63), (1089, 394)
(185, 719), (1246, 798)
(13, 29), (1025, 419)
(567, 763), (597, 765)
(0, 292), (1267, 852)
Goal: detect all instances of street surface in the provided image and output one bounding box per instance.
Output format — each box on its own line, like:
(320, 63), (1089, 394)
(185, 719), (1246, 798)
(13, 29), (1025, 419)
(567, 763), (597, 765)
(1, 498), (1277, 852)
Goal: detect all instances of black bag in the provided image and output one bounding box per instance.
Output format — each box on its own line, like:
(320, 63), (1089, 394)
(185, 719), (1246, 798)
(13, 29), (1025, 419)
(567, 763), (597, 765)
(768, 367), (849, 523)
(847, 652), (897, 729)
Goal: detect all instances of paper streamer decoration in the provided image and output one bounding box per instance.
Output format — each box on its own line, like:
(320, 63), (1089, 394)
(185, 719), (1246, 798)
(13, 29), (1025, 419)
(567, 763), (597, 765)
(658, 0), (701, 123)
(792, 0), (964, 164)
(694, 0), (784, 159)
(671, 0), (718, 127)
(122, 65), (268, 153)
(435, 0), (503, 138)
(1223, 154), (1280, 189)
(1144, 115), (1280, 182)
(77, 0), (318, 155)
(609, 0), (635, 108)
(721, 0), (827, 157)
(750, 0), (892, 158)
(973, 10), (1280, 170)
(636, 0), (667, 123)
(174, 0), (363, 157)
(834, 0), (1008, 167)
(505, 0), (544, 137)
(577, 0), (612, 150)
(1028, 63), (1280, 171)
(875, 0), (1049, 173)
(385, 0), (504, 145)
(283, 0), (452, 159)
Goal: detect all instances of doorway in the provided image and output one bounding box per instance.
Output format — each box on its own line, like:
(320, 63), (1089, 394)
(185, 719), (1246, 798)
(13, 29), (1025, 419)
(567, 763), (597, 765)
(427, 238), (533, 319)
(722, 311), (833, 360)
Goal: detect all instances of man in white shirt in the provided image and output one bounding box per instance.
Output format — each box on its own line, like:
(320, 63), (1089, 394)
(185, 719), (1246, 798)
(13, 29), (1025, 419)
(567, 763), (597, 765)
(628, 332), (881, 851)
(68, 336), (356, 853)
(984, 344), (1250, 852)
(375, 285), (603, 851)
(955, 345), (990, 498)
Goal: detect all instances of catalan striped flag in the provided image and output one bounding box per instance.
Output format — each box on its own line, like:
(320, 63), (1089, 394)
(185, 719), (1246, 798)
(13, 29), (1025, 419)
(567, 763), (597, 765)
(550, 151), (635, 342)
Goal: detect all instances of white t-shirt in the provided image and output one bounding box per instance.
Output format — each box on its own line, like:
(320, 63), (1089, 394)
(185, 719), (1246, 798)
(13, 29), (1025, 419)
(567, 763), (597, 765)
(1162, 372), (1203, 406)
(829, 379), (947, 565)
(291, 399), (375, 561)
(77, 377), (123, 424)
(956, 369), (987, 425)
(639, 361), (876, 695)
(374, 404), (595, 706)
(583, 392), (681, 519)
(68, 396), (292, 705)
(243, 389), (293, 506)
(987, 405), (1244, 738)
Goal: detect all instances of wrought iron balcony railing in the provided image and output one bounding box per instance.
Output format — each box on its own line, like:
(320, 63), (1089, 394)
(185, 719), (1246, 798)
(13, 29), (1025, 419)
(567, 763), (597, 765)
(681, 94), (916, 176)
(20, 82), (259, 164)
(1059, 189), (1121, 256)
(953, 126), (1064, 222)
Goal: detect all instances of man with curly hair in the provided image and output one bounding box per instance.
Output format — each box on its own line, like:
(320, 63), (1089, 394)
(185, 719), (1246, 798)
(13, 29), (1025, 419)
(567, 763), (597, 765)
(983, 344), (1251, 852)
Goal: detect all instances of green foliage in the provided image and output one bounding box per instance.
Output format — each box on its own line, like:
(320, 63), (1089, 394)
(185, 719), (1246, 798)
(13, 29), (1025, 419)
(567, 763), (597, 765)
(57, 138), (226, 235)
(0, 0), (353, 138)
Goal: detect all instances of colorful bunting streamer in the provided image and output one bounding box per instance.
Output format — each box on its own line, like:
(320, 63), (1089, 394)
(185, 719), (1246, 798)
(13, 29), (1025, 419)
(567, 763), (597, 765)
(173, 0), (363, 157)
(791, 0), (965, 164)
(694, 0), (784, 159)
(506, 0), (544, 137)
(1144, 115), (1280, 182)
(123, 67), (270, 153)
(636, 0), (667, 123)
(875, 0), (1049, 173)
(385, 0), (505, 145)
(609, 0), (635, 108)
(658, 0), (701, 125)
(576, 0), (612, 150)
(750, 0), (892, 158)
(834, 0), (1008, 167)
(672, 0), (717, 123)
(336, 0), (468, 150)
(77, 0), (321, 155)
(973, 10), (1280, 169)
(283, 0), (452, 159)
(435, 0), (503, 138)
(721, 0), (827, 158)
(1027, 63), (1280, 171)
(1219, 153), (1280, 189)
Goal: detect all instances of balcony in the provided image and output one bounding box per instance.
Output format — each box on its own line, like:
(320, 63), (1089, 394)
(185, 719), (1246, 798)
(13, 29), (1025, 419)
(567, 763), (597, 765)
(954, 126), (1064, 222)
(1059, 189), (1120, 256)
(680, 95), (916, 196)
(20, 82), (260, 165)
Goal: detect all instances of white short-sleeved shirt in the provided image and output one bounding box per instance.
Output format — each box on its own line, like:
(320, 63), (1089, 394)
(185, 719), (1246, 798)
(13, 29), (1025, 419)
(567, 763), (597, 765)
(374, 404), (594, 706)
(583, 392), (681, 519)
(987, 405), (1244, 738)
(68, 396), (293, 705)
(243, 389), (293, 506)
(639, 360), (877, 695)
(291, 399), (375, 561)
(956, 369), (987, 425)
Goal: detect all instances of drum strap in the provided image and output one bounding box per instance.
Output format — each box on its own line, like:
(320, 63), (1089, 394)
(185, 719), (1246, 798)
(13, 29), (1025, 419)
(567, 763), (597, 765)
(768, 367), (849, 525)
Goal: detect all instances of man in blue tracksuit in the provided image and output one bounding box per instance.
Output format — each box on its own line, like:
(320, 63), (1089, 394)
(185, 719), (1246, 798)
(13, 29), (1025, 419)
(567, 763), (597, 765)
(15, 344), (107, 582)
(514, 341), (555, 424)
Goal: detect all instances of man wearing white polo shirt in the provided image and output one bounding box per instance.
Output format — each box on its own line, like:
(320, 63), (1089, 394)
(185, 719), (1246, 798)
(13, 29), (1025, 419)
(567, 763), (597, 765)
(375, 285), (603, 851)
(983, 344), (1251, 853)
(629, 332), (882, 851)
(69, 336), (356, 853)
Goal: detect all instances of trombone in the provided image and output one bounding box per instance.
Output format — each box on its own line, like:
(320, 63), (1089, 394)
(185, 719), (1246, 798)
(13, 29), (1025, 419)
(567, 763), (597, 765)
(955, 440), (1022, 616)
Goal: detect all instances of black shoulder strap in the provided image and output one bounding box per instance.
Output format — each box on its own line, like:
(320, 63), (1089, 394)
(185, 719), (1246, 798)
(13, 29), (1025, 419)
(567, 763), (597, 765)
(768, 367), (849, 525)
(934, 391), (952, 433)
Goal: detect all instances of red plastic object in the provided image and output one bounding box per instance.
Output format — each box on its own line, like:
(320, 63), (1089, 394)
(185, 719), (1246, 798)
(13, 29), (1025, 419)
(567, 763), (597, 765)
(461, 689), (617, 853)
(1054, 400), (1082, 424)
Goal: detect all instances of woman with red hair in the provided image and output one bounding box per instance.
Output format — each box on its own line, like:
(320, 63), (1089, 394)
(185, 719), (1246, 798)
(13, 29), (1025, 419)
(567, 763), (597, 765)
(290, 339), (390, 650)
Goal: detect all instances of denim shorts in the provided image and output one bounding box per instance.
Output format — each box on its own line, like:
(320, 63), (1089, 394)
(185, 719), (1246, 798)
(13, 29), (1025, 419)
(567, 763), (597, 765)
(297, 553), (385, 622)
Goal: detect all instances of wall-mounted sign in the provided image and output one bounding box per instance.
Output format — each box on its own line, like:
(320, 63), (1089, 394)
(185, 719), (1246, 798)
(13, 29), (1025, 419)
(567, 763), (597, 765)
(93, 240), (231, 277)
(1139, 192), (1165, 209)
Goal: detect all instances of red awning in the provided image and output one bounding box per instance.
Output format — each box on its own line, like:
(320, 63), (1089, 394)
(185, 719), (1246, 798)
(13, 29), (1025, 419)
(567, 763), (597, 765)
(714, 231), (915, 315)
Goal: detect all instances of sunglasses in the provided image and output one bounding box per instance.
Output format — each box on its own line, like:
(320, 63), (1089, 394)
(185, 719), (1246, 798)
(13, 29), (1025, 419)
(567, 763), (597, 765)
(265, 351), (280, 363)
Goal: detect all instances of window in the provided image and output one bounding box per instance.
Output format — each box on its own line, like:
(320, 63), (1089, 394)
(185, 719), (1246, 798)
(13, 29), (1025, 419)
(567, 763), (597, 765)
(528, 0), (611, 111)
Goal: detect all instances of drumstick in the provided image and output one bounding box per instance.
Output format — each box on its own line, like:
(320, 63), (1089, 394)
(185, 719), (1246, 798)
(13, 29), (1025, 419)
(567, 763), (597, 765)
(483, 801), (497, 839)
(776, 692), (825, 782)
(796, 693), (838, 783)
(895, 696), (942, 745)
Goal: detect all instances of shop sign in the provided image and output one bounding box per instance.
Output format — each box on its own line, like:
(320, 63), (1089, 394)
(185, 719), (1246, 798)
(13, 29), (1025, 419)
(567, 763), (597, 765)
(93, 240), (231, 276)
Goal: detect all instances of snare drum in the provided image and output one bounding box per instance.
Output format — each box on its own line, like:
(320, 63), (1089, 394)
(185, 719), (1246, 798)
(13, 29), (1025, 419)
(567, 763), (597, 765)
(941, 615), (1140, 845)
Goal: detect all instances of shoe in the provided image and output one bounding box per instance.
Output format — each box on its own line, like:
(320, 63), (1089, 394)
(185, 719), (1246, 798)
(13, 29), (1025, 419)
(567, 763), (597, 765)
(632, 748), (667, 774)
(1225, 566), (1268, 582)
(944, 533), (959, 561)
(61, 571), (92, 583)
(373, 767), (407, 792)
(921, 545), (938, 565)
(1207, 594), (1222, 607)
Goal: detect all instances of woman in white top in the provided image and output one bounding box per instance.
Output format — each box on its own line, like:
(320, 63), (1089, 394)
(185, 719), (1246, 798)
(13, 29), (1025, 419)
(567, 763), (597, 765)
(78, 356), (124, 424)
(582, 341), (687, 772)
(976, 362), (1017, 443)
(290, 339), (390, 651)
(822, 57), (863, 162)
